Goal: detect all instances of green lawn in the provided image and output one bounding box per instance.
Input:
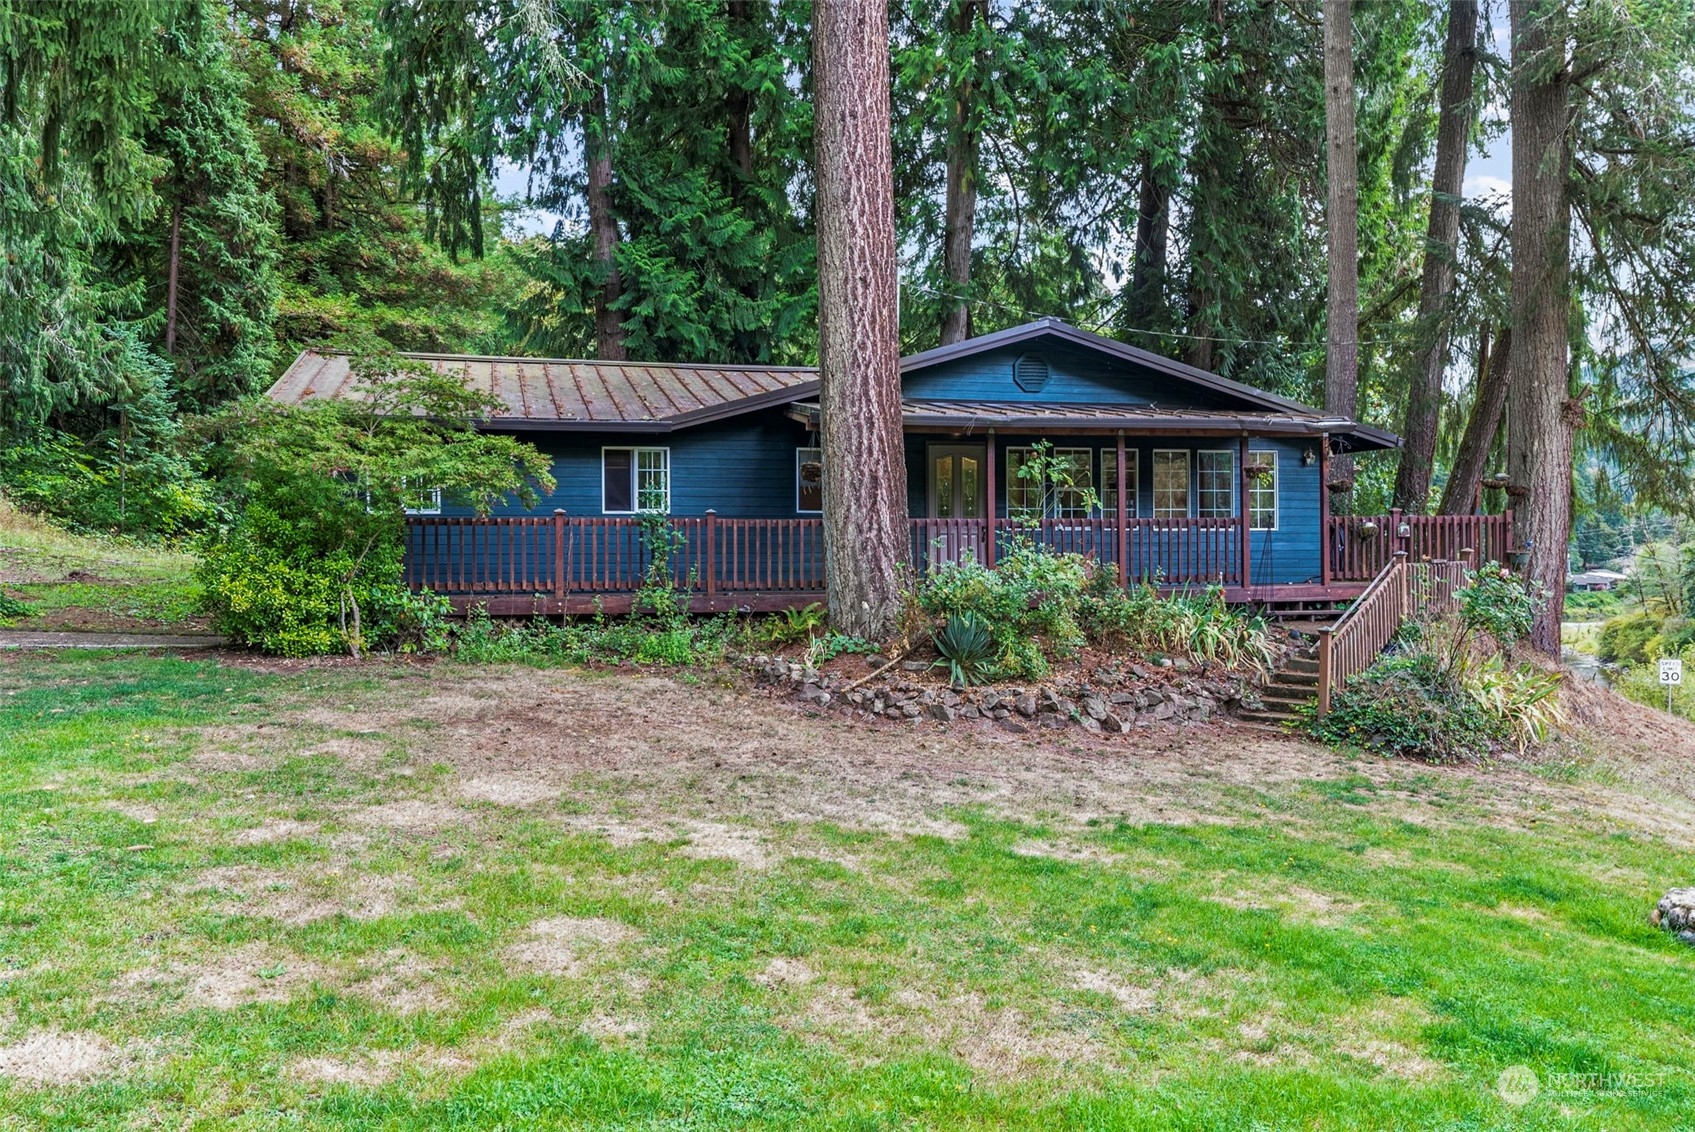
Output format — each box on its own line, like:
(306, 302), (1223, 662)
(0, 502), (204, 632)
(0, 650), (1690, 1129)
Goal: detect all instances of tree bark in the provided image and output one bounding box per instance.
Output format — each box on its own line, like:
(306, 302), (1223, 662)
(813, 0), (908, 641)
(939, 0), (986, 346)
(1392, 0), (1479, 513)
(586, 85), (627, 361)
(165, 198), (182, 355)
(725, 0), (755, 181)
(1439, 327), (1511, 515)
(1126, 149), (1170, 330)
(1507, 0), (1574, 654)
(1323, 0), (1359, 512)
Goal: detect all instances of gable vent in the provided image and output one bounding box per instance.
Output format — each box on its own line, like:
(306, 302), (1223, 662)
(1012, 352), (1050, 393)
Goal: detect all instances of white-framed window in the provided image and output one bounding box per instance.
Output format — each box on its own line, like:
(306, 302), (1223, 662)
(1100, 449), (1139, 518)
(796, 446), (823, 513)
(1007, 446), (1093, 519)
(1152, 450), (1190, 519)
(1197, 450), (1235, 518)
(363, 479), (442, 515)
(602, 446), (670, 513)
(402, 482), (443, 515)
(1248, 450), (1278, 530)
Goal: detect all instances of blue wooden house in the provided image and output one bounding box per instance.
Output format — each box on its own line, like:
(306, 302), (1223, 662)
(268, 319), (1508, 614)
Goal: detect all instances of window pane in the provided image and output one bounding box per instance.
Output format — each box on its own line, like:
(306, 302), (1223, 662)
(934, 454), (955, 518)
(1100, 451), (1138, 518)
(1249, 451), (1278, 530)
(797, 447), (823, 512)
(604, 449), (634, 512)
(1197, 451), (1234, 518)
(960, 456), (981, 518)
(636, 448), (669, 512)
(1153, 451), (1189, 519)
(1054, 450), (1092, 519)
(1006, 448), (1038, 518)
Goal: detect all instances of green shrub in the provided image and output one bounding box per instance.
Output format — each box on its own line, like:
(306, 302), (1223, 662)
(1456, 560), (1543, 649)
(1598, 612), (1660, 665)
(915, 539), (1090, 679)
(0, 592), (34, 622)
(0, 427), (209, 539)
(933, 612), (996, 687)
(196, 352), (553, 656)
(451, 608), (737, 668)
(1309, 654), (1498, 762)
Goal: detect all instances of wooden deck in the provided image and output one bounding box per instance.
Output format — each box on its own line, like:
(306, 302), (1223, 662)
(406, 511), (1511, 616)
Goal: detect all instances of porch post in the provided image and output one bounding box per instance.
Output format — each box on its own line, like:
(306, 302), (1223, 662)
(552, 509), (567, 605)
(1319, 436), (1332, 586)
(1115, 430), (1128, 588)
(1238, 435), (1251, 590)
(984, 428), (997, 569)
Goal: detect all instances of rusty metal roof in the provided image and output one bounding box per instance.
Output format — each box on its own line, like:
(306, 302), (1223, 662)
(266, 350), (820, 432)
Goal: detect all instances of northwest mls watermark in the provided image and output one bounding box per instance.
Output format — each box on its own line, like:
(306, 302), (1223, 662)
(1497, 1065), (1676, 1107)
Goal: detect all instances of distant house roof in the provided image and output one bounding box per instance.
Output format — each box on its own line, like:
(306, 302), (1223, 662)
(266, 350), (819, 432)
(264, 320), (1398, 448)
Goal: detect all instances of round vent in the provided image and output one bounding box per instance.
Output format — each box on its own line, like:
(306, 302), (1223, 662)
(1012, 352), (1050, 393)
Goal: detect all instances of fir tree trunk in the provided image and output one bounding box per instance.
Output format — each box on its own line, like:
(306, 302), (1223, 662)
(939, 0), (986, 346)
(165, 198), (182, 355)
(1439, 327), (1511, 515)
(725, 0), (755, 180)
(1127, 149), (1170, 330)
(586, 86), (627, 361)
(1393, 0), (1478, 513)
(1323, 0), (1359, 512)
(813, 0), (907, 641)
(1507, 0), (1574, 653)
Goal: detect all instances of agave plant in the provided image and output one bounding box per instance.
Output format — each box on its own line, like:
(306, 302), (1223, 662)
(933, 612), (996, 687)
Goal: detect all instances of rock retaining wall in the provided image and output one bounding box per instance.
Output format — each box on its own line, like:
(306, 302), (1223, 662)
(742, 654), (1258, 732)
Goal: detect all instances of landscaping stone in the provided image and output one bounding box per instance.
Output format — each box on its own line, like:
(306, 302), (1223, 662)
(928, 703), (955, 723)
(1101, 712), (1131, 734)
(1015, 694), (1037, 718)
(1652, 888), (1695, 945)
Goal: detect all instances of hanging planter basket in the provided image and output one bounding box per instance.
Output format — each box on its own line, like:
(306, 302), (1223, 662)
(1357, 520), (1380, 538)
(799, 461), (823, 484)
(1244, 461), (1276, 483)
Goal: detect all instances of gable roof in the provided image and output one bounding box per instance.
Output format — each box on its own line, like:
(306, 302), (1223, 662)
(267, 350), (819, 433)
(264, 320), (1397, 448)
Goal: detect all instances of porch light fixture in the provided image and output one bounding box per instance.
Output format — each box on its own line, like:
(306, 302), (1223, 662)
(1301, 447), (1317, 467)
(1397, 521), (1411, 538)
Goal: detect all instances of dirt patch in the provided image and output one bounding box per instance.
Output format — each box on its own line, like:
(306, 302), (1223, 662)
(343, 950), (453, 1014)
(676, 821), (773, 869)
(504, 917), (640, 979)
(460, 775), (563, 808)
(1070, 967), (1156, 1012)
(289, 1047), (470, 1089)
(349, 800), (475, 834)
(578, 1011), (647, 1042)
(0, 1030), (126, 1085)
(231, 819), (320, 845)
(753, 957), (817, 988)
(188, 865), (423, 925)
(182, 944), (323, 1009)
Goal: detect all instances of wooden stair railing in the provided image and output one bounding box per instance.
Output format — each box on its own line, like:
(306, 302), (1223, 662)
(1315, 552), (1472, 717)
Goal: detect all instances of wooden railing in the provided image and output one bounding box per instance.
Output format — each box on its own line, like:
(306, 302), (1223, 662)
(406, 511), (827, 597)
(1316, 553), (1472, 716)
(1328, 510), (1512, 581)
(406, 512), (1247, 598)
(908, 517), (1243, 586)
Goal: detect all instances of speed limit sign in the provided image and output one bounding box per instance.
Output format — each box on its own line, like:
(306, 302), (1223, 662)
(1661, 659), (1683, 686)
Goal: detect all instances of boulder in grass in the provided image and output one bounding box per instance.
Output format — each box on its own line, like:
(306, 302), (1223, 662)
(1651, 888), (1695, 945)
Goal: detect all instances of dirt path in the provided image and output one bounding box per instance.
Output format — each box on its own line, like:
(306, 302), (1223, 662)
(0, 630), (226, 650)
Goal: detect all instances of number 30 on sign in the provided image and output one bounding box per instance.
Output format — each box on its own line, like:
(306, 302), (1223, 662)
(1660, 659), (1683, 686)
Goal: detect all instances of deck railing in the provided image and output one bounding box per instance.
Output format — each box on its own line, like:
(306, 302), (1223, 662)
(406, 512), (1246, 598)
(1316, 553), (1472, 716)
(1327, 509), (1512, 581)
